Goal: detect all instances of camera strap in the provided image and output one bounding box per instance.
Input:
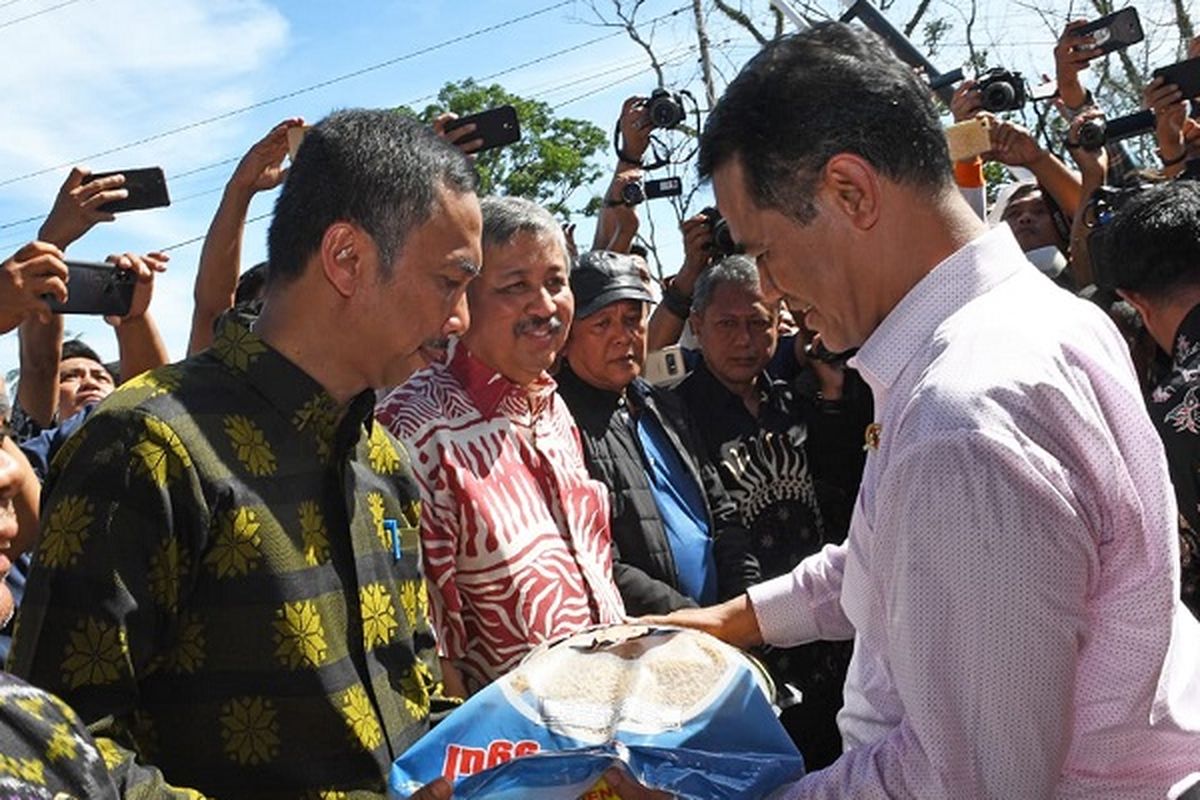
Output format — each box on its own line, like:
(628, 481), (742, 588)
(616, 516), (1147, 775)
(612, 120), (670, 171)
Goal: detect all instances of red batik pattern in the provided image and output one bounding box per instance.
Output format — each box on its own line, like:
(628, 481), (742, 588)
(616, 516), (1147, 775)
(377, 347), (624, 692)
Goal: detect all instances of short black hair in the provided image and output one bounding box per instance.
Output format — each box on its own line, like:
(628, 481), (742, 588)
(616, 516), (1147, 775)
(60, 339), (103, 365)
(234, 262), (268, 307)
(1105, 180), (1200, 299)
(267, 108), (477, 286)
(697, 22), (953, 223)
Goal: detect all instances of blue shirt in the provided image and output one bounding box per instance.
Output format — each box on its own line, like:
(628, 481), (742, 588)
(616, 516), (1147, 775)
(634, 410), (716, 604)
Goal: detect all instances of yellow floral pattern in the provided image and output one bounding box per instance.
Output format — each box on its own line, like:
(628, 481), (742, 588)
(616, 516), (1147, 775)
(398, 579), (429, 634)
(44, 721), (77, 762)
(38, 495), (94, 569)
(61, 618), (126, 690)
(298, 501), (330, 566)
(367, 429), (401, 475)
(206, 506), (262, 577)
(0, 754), (44, 784)
(224, 414), (277, 476)
(340, 685), (382, 752)
(292, 394), (338, 462)
(148, 538), (187, 612)
(14, 695), (45, 719)
(219, 696), (279, 765)
(274, 600), (329, 669)
(117, 365), (183, 402)
(213, 322), (266, 372)
(95, 738), (124, 770)
(132, 416), (192, 488)
(162, 614), (206, 673)
(366, 492), (387, 551)
(359, 583), (398, 649)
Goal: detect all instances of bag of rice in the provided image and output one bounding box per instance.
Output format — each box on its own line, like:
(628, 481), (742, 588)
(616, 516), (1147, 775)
(389, 625), (805, 799)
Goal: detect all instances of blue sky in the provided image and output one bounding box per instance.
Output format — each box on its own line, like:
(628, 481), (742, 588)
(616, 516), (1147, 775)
(0, 0), (1187, 372)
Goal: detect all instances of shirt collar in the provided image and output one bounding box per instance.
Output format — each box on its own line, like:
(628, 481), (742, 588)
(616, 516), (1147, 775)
(210, 311), (376, 447)
(689, 359), (771, 412)
(448, 341), (557, 419)
(1171, 303), (1200, 367)
(850, 225), (1026, 396)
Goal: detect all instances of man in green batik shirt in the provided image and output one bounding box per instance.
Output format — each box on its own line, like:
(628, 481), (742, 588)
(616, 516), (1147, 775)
(7, 109), (483, 799)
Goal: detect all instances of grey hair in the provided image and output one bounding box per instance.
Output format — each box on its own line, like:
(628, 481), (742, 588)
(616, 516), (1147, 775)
(480, 195), (570, 265)
(692, 255), (762, 314)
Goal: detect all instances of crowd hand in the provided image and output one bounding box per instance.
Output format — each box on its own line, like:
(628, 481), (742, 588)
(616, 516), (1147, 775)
(1143, 76), (1188, 162)
(105, 251), (168, 327)
(677, 215), (714, 283)
(562, 222), (578, 262)
(949, 79), (982, 123)
(0, 241), (68, 331)
(618, 96), (652, 163)
(1065, 108), (1109, 185)
(1054, 20), (1101, 108)
(984, 115), (1045, 168)
(433, 112), (483, 158)
(38, 166), (127, 250)
(229, 118), (304, 197)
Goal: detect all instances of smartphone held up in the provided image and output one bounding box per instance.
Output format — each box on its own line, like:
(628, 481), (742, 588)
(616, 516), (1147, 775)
(83, 167), (170, 214)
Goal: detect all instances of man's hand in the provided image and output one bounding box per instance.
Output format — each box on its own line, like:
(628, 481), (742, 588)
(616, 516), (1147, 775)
(1065, 108), (1109, 187)
(0, 241), (69, 331)
(105, 251), (169, 327)
(433, 112), (483, 158)
(670, 214), (715, 297)
(617, 96), (652, 164)
(37, 167), (127, 250)
(406, 777), (453, 800)
(228, 118), (304, 199)
(1054, 20), (1101, 110)
(1144, 76), (1187, 165)
(986, 116), (1045, 168)
(637, 594), (764, 650)
(949, 79), (982, 123)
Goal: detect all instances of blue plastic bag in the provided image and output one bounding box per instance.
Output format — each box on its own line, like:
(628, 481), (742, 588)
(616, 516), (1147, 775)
(390, 625), (806, 799)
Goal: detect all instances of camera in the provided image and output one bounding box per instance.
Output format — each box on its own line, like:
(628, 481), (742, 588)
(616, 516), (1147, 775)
(616, 177), (683, 207)
(976, 68), (1027, 112)
(700, 207), (739, 257)
(621, 181), (646, 206)
(1073, 109), (1155, 152)
(646, 88), (686, 129)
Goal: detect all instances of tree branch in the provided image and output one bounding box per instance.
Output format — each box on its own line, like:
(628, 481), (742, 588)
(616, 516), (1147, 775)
(712, 0), (769, 46)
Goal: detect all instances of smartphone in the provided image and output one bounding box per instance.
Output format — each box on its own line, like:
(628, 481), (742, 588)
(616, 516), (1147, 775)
(286, 125), (312, 161)
(642, 345), (686, 386)
(1075, 7), (1144, 55)
(83, 167), (170, 213)
(443, 105), (521, 153)
(45, 261), (136, 316)
(644, 176), (683, 199)
(944, 116), (992, 162)
(1154, 56), (1200, 100)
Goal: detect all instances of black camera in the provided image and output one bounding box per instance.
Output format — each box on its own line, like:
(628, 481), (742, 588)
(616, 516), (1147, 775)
(977, 68), (1027, 112)
(1073, 109), (1156, 152)
(617, 177), (683, 207)
(646, 88), (686, 129)
(700, 207), (739, 257)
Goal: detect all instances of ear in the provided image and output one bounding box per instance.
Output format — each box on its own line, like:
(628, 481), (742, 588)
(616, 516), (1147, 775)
(319, 223), (365, 299)
(821, 154), (881, 231)
(1116, 288), (1152, 326)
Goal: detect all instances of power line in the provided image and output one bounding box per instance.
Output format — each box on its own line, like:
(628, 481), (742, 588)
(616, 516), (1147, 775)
(160, 211), (272, 253)
(0, 0), (574, 188)
(0, 0), (86, 30)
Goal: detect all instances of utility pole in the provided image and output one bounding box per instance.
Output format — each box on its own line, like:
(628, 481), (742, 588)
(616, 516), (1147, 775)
(691, 0), (717, 108)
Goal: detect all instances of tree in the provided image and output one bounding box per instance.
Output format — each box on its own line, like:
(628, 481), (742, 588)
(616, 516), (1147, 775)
(397, 79), (608, 217)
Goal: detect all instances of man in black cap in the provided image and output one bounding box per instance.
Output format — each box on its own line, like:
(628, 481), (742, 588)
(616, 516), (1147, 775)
(556, 250), (758, 616)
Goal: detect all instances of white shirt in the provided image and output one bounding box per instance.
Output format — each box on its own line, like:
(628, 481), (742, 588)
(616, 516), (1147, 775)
(750, 225), (1200, 798)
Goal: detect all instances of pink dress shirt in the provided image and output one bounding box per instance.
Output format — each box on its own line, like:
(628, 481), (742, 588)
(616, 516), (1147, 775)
(376, 344), (625, 693)
(750, 226), (1200, 798)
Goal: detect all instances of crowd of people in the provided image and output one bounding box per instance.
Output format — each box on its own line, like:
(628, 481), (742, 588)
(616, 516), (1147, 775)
(0, 11), (1198, 800)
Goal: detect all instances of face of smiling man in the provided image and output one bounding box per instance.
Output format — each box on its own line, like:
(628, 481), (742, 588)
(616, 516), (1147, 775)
(460, 229), (573, 387)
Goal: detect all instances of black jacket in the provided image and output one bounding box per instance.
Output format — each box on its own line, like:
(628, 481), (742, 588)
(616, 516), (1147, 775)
(556, 363), (760, 616)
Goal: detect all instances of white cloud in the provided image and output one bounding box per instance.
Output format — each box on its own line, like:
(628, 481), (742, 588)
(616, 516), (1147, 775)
(0, 0), (290, 374)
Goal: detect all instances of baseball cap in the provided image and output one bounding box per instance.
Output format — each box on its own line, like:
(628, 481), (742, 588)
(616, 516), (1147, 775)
(571, 250), (654, 320)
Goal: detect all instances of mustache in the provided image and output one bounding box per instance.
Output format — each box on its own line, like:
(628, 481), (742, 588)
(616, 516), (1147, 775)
(514, 315), (565, 337)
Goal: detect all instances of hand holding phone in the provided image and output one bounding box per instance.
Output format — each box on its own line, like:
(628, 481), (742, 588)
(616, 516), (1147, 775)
(1154, 56), (1200, 101)
(441, 106), (521, 155)
(83, 167), (170, 213)
(46, 261), (137, 317)
(0, 242), (69, 330)
(945, 116), (993, 161)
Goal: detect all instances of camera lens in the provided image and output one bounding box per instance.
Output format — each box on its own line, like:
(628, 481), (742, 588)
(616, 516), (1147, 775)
(647, 90), (684, 129)
(982, 81), (1016, 112)
(1078, 119), (1107, 152)
(621, 181), (645, 206)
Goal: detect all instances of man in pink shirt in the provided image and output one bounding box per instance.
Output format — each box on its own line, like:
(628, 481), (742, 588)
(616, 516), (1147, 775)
(608, 23), (1200, 800)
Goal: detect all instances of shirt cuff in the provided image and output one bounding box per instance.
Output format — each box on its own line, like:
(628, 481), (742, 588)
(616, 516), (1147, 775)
(954, 157), (984, 188)
(747, 570), (821, 647)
